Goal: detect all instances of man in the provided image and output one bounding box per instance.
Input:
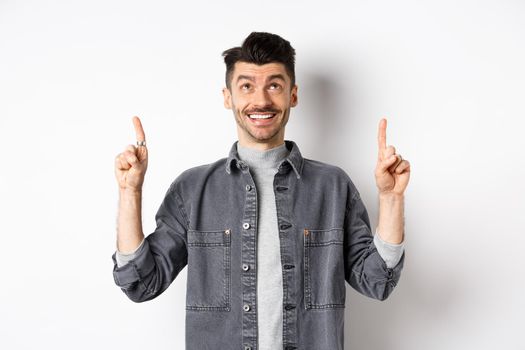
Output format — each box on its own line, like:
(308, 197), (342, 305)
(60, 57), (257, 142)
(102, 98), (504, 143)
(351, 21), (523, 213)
(112, 32), (410, 350)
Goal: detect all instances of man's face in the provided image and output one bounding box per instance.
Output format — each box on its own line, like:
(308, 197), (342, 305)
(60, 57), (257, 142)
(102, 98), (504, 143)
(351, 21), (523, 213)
(222, 61), (298, 149)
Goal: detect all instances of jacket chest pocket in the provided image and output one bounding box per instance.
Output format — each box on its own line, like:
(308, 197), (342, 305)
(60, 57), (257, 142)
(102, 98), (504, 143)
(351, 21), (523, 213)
(304, 227), (346, 309)
(186, 229), (231, 311)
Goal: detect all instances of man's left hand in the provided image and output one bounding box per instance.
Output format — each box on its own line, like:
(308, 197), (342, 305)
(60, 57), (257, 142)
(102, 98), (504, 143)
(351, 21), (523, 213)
(375, 118), (411, 195)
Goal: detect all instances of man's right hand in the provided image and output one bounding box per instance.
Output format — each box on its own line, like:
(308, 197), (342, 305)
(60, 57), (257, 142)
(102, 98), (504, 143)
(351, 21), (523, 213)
(115, 116), (149, 192)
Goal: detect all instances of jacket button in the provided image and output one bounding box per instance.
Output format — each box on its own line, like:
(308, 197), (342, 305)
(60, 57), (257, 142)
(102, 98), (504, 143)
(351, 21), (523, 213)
(244, 346), (252, 350)
(243, 222), (250, 230)
(284, 304), (296, 310)
(245, 184), (252, 191)
(242, 264), (250, 271)
(243, 304), (251, 312)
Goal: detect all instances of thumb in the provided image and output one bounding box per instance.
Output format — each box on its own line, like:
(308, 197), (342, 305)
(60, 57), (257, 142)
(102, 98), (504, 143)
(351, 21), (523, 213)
(378, 154), (398, 173)
(126, 153), (140, 167)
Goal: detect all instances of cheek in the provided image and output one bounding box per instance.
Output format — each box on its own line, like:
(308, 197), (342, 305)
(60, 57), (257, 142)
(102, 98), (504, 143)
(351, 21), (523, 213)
(232, 97), (249, 112)
(275, 95), (291, 107)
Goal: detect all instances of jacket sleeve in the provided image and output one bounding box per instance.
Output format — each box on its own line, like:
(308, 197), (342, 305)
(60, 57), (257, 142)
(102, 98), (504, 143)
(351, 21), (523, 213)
(343, 190), (405, 301)
(111, 181), (189, 303)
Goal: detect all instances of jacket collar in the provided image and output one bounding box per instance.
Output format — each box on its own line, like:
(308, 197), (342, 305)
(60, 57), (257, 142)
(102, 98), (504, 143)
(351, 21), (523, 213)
(225, 140), (304, 179)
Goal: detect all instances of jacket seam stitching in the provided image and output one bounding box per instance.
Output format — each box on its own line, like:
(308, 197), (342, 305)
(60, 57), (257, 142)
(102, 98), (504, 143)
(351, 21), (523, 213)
(169, 185), (190, 233)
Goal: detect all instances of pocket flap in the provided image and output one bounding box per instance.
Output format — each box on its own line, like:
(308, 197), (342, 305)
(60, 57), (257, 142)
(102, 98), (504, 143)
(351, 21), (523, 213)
(188, 229), (231, 246)
(305, 228), (344, 246)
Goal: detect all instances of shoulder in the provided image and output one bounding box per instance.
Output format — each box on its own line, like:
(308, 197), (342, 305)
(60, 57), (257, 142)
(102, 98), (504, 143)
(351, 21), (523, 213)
(302, 157), (352, 182)
(167, 157), (228, 193)
(302, 157), (361, 200)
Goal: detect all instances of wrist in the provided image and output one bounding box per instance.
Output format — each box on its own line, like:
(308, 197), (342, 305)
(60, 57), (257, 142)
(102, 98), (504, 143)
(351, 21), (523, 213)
(119, 188), (142, 197)
(379, 191), (404, 201)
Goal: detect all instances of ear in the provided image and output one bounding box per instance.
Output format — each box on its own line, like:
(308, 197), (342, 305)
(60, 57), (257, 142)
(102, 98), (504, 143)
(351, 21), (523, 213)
(290, 84), (298, 107)
(222, 87), (232, 109)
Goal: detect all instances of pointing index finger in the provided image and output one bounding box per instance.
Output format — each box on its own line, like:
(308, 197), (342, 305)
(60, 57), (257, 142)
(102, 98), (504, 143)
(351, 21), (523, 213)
(378, 118), (387, 151)
(132, 116), (146, 143)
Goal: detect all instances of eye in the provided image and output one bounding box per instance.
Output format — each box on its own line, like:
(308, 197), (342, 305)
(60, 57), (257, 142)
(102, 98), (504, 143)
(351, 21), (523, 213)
(269, 83), (282, 90)
(241, 83), (251, 90)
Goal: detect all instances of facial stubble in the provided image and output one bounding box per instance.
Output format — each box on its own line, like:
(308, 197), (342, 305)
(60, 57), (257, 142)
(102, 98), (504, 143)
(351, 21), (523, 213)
(232, 102), (291, 143)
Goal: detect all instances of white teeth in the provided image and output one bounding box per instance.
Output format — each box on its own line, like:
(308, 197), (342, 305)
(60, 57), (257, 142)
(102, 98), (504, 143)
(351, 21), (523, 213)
(249, 114), (275, 119)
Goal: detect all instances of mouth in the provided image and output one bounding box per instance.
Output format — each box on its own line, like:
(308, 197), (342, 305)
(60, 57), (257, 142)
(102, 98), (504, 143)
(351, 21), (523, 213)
(247, 113), (277, 120)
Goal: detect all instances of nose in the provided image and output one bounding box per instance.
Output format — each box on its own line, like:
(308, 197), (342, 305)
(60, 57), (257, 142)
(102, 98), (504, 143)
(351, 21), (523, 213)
(252, 86), (272, 108)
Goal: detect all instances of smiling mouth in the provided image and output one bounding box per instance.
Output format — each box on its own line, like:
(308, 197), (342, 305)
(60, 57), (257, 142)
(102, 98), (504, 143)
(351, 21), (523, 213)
(247, 113), (277, 120)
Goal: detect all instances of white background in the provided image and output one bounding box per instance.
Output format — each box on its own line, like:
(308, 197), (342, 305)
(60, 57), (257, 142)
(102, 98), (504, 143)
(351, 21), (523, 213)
(1, 0), (524, 349)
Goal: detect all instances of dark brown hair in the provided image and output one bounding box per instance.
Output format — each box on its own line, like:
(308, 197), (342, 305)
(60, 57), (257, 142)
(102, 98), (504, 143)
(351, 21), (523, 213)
(222, 32), (296, 90)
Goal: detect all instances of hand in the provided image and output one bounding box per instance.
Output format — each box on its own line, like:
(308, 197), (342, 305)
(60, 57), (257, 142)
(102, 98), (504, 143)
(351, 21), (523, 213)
(375, 118), (411, 195)
(115, 116), (149, 192)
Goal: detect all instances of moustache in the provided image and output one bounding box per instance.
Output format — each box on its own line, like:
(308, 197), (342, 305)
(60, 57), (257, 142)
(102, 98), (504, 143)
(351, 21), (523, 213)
(245, 109), (279, 114)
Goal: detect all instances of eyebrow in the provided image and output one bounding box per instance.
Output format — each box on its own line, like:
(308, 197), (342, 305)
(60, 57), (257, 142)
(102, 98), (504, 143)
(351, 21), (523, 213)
(235, 74), (287, 84)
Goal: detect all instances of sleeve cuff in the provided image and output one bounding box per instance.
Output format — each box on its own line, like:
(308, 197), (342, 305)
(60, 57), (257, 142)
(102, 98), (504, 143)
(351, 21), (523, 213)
(373, 229), (405, 268)
(115, 237), (146, 268)
(112, 238), (156, 288)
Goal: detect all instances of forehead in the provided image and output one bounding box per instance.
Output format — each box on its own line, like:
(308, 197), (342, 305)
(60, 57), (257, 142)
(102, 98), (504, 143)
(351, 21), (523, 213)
(232, 62), (289, 82)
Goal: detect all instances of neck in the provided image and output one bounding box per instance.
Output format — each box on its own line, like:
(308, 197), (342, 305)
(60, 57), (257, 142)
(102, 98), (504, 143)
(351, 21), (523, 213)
(237, 134), (286, 151)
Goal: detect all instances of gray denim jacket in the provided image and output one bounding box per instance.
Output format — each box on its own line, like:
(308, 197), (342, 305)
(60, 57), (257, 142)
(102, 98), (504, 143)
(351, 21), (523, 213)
(111, 140), (405, 350)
